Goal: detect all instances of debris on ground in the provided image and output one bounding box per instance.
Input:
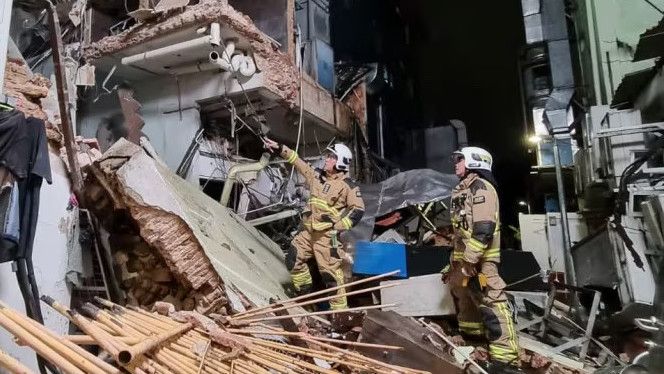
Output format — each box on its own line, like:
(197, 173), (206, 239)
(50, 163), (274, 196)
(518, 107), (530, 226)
(0, 293), (429, 374)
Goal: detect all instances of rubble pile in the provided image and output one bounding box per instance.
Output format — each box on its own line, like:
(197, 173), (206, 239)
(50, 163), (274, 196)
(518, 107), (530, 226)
(0, 295), (429, 374)
(82, 139), (291, 315)
(112, 234), (190, 310)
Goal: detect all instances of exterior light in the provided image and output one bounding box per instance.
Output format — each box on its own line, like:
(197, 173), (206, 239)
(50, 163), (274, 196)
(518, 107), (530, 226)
(527, 135), (542, 144)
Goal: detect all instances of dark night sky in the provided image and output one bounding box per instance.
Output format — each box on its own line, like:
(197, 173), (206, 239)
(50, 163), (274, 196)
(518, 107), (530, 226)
(332, 0), (531, 225)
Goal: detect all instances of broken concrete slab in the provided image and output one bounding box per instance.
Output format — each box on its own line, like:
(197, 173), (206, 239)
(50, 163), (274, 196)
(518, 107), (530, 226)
(357, 310), (464, 374)
(84, 138), (291, 313)
(380, 274), (456, 317)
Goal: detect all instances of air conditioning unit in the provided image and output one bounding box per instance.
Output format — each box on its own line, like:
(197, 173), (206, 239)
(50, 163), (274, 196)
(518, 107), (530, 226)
(297, 0), (334, 93)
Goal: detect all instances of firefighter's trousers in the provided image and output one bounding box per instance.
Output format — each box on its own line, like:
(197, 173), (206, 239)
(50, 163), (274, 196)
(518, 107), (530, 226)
(286, 229), (347, 310)
(450, 261), (519, 365)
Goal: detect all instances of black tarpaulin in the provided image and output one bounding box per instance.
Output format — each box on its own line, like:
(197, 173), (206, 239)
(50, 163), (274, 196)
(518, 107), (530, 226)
(344, 169), (458, 242)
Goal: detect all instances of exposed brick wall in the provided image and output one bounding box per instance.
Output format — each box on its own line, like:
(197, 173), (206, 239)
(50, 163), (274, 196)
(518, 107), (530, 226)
(3, 58), (63, 144)
(129, 205), (226, 313)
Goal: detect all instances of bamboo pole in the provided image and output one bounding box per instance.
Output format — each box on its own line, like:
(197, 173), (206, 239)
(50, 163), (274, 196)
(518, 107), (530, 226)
(126, 306), (181, 328)
(0, 348), (35, 374)
(0, 307), (121, 374)
(63, 335), (140, 345)
(248, 340), (381, 373)
(107, 311), (158, 337)
(81, 303), (131, 337)
(143, 357), (176, 374)
(155, 348), (198, 374)
(231, 283), (397, 321)
(118, 322), (194, 364)
(196, 340), (210, 374)
(41, 296), (130, 358)
(299, 336), (430, 374)
(228, 329), (403, 350)
(241, 303), (396, 324)
(0, 306), (85, 374)
(233, 270), (400, 319)
(249, 345), (339, 374)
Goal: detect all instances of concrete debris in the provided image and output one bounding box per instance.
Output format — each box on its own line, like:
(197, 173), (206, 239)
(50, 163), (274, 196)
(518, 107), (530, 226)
(82, 139), (291, 314)
(59, 136), (103, 175)
(84, 0), (300, 106)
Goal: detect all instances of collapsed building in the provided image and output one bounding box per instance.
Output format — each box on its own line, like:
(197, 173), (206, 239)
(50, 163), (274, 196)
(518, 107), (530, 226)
(0, 1), (662, 374)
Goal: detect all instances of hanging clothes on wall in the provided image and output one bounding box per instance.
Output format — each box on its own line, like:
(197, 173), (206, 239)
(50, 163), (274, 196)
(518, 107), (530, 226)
(0, 109), (52, 328)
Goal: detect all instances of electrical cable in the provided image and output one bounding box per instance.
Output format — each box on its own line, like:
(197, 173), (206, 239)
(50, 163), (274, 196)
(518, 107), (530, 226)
(612, 135), (664, 269)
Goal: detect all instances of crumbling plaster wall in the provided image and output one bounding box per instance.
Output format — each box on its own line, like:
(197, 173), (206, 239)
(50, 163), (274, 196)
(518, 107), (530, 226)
(0, 148), (73, 373)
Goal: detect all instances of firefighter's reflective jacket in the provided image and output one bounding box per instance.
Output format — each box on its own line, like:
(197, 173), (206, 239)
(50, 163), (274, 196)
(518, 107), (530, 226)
(450, 172), (501, 264)
(280, 146), (365, 232)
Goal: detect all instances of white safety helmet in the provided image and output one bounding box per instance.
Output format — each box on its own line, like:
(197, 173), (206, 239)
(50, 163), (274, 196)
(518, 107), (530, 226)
(326, 143), (353, 171)
(452, 146), (493, 171)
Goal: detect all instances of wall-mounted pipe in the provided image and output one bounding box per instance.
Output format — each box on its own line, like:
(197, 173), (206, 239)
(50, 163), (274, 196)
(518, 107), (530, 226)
(121, 22), (221, 66)
(220, 153), (271, 206)
(208, 40), (236, 71)
(209, 22), (221, 47)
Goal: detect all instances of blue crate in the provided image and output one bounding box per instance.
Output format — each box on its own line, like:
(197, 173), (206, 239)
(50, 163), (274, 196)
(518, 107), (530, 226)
(353, 241), (407, 278)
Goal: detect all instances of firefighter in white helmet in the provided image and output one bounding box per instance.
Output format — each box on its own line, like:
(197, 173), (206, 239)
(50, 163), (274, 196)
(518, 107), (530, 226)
(442, 146), (521, 373)
(264, 138), (364, 310)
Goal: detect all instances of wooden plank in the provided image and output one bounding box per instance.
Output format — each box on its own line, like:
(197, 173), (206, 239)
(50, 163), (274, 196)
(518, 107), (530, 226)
(358, 310), (463, 374)
(380, 274), (456, 317)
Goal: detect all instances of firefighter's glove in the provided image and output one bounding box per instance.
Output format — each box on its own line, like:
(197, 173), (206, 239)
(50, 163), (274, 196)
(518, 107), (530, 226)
(477, 273), (488, 289)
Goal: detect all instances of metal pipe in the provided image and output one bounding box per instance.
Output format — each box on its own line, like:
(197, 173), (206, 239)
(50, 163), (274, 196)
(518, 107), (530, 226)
(208, 40), (236, 72)
(220, 153), (270, 206)
(553, 136), (576, 286)
(122, 23), (221, 66)
(248, 210), (298, 226)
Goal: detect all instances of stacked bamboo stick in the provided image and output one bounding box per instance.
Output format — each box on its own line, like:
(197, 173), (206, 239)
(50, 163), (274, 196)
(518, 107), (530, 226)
(0, 270), (429, 374)
(228, 270), (401, 326)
